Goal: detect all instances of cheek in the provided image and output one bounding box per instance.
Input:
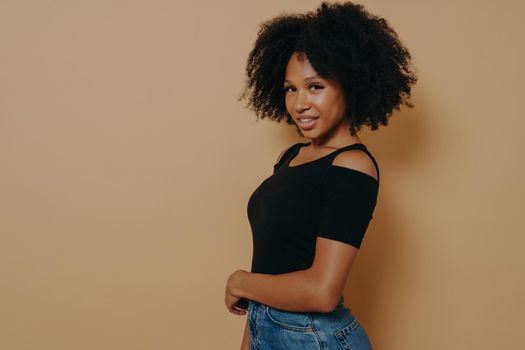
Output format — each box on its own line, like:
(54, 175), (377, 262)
(311, 94), (332, 114)
(324, 92), (345, 116)
(315, 94), (344, 120)
(284, 95), (292, 112)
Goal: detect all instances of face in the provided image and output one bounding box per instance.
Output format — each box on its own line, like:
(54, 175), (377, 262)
(283, 52), (349, 144)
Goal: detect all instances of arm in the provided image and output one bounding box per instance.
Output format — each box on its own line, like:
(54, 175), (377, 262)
(227, 150), (378, 313)
(229, 238), (358, 313)
(240, 319), (251, 350)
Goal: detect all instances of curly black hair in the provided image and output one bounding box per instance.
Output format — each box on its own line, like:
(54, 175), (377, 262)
(238, 1), (418, 136)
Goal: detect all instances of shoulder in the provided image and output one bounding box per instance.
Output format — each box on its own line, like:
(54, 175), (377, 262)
(332, 149), (378, 181)
(275, 148), (288, 164)
(275, 143), (300, 164)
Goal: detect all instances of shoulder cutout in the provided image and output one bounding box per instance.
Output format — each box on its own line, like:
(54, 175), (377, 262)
(332, 149), (378, 181)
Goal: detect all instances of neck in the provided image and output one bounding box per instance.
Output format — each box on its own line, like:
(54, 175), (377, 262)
(308, 121), (361, 148)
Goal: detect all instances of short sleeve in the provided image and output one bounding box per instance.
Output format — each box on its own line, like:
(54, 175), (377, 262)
(317, 165), (379, 248)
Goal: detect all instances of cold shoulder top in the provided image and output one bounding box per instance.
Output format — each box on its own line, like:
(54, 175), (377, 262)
(247, 142), (380, 275)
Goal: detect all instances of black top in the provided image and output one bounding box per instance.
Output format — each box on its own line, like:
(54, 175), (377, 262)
(247, 142), (380, 275)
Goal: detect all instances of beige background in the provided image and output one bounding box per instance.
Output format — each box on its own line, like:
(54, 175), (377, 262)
(1, 0), (524, 349)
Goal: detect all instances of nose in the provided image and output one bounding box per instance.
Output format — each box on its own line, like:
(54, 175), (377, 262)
(294, 90), (311, 114)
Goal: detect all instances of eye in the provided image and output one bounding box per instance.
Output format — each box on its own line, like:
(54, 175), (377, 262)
(283, 84), (323, 94)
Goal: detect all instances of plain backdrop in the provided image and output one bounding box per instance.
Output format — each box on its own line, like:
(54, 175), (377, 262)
(1, 0), (524, 349)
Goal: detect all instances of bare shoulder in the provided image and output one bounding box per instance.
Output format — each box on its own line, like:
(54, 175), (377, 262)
(332, 149), (378, 181)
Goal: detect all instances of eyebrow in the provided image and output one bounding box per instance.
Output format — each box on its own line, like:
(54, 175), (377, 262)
(284, 75), (319, 84)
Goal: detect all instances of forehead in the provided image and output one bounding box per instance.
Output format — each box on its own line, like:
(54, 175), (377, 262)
(284, 52), (318, 81)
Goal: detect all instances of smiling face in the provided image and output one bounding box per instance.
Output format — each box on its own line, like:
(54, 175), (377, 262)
(283, 52), (351, 145)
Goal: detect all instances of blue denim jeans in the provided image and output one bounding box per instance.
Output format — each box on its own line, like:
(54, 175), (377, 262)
(247, 295), (373, 349)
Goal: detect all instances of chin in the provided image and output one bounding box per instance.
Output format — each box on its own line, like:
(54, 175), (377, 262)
(302, 132), (319, 140)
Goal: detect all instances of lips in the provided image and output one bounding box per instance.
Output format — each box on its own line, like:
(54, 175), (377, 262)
(297, 116), (319, 129)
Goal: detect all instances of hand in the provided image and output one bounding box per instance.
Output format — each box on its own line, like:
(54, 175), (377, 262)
(225, 269), (249, 315)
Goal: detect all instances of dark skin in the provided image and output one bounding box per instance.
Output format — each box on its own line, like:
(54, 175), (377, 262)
(227, 52), (378, 349)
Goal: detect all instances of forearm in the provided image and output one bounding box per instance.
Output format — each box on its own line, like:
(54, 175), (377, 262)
(231, 269), (328, 312)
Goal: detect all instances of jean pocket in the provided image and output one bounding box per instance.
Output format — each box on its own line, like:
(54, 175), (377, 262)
(264, 306), (314, 332)
(334, 318), (373, 350)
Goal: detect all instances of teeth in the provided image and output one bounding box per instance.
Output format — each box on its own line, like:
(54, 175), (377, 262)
(299, 117), (318, 123)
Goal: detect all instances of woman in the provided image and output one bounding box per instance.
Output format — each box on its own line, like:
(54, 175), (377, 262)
(225, 2), (417, 349)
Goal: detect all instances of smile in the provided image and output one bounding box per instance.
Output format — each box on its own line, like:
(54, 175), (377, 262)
(297, 117), (319, 129)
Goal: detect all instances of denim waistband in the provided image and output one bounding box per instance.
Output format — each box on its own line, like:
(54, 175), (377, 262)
(249, 295), (346, 310)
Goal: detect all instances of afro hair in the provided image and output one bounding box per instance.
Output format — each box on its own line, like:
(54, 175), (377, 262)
(239, 1), (418, 136)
